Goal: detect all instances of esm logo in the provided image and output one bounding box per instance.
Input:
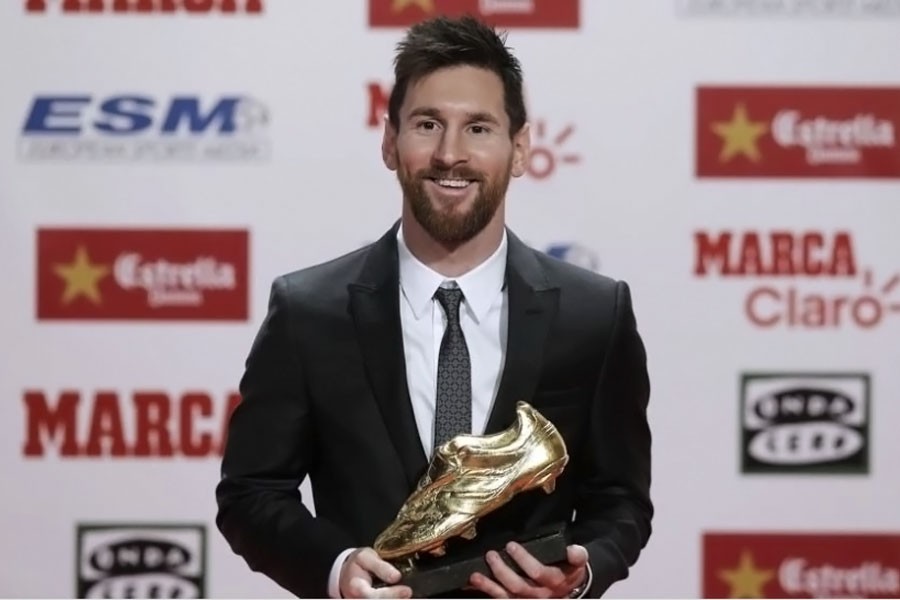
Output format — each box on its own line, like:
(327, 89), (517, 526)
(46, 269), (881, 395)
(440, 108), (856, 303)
(20, 94), (270, 162)
(365, 82), (581, 180)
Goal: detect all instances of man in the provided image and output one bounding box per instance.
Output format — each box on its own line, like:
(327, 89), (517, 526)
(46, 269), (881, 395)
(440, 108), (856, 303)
(216, 15), (652, 599)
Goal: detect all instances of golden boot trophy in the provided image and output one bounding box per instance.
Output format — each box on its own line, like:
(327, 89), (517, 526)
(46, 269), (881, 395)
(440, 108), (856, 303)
(373, 401), (570, 597)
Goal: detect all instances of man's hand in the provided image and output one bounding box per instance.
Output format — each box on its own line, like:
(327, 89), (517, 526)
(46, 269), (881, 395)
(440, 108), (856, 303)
(339, 547), (412, 599)
(469, 543), (590, 599)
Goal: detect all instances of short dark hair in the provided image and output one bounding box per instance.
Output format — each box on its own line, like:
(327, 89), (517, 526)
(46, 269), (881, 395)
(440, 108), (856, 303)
(388, 15), (527, 136)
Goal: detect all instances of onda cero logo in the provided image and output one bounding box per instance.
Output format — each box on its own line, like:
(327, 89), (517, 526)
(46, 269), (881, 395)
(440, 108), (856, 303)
(740, 372), (870, 474)
(76, 524), (205, 598)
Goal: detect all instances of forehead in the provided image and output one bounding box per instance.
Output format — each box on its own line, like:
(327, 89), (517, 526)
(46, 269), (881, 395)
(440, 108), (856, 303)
(401, 65), (508, 123)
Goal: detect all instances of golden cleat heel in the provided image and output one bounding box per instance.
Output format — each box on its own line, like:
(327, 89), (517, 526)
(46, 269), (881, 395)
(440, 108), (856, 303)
(541, 478), (556, 494)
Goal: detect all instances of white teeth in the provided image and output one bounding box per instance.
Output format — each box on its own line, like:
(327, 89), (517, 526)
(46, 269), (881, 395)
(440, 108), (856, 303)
(435, 179), (471, 188)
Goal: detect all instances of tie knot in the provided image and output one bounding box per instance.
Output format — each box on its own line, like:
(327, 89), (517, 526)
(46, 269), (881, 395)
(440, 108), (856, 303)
(434, 286), (464, 321)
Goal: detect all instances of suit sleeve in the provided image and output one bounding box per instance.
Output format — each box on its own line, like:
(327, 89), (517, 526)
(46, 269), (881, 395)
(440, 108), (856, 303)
(570, 280), (653, 597)
(216, 276), (356, 599)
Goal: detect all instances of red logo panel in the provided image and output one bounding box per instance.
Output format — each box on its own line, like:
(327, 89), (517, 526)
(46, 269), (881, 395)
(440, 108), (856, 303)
(696, 87), (900, 178)
(703, 532), (900, 598)
(368, 0), (578, 28)
(36, 228), (249, 320)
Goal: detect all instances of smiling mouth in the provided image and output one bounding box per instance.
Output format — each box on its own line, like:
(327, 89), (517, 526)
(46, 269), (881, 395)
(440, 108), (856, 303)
(428, 177), (476, 189)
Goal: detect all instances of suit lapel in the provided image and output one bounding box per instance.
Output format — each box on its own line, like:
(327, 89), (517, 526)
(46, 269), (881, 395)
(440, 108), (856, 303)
(485, 230), (559, 434)
(349, 223), (428, 490)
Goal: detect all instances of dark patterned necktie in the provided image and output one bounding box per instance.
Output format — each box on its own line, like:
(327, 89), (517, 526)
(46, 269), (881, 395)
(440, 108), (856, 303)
(433, 286), (472, 449)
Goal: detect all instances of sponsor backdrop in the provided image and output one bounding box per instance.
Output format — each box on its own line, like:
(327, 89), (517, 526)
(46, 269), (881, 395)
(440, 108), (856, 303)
(1, 0), (898, 598)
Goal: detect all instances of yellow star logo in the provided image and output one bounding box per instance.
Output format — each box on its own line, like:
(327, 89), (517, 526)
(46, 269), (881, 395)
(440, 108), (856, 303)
(718, 550), (775, 598)
(53, 245), (110, 305)
(392, 0), (435, 13)
(712, 103), (769, 163)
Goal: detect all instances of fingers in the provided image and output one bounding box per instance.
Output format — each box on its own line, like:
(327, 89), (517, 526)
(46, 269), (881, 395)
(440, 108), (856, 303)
(485, 549), (556, 598)
(486, 550), (529, 595)
(506, 542), (566, 589)
(348, 577), (412, 599)
(566, 544), (590, 568)
(355, 548), (402, 585)
(341, 548), (409, 598)
(469, 571), (511, 599)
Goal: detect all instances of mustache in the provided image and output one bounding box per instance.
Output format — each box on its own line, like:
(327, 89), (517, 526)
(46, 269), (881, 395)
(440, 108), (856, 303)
(418, 167), (483, 181)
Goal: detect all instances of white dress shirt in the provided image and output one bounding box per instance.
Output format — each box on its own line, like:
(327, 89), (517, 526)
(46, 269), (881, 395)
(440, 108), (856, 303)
(397, 226), (509, 456)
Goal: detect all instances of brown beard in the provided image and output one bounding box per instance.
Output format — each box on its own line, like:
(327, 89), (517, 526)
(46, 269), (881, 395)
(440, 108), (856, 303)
(398, 159), (511, 245)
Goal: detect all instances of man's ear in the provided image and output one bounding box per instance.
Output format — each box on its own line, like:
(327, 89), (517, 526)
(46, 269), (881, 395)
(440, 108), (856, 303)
(382, 115), (398, 171)
(510, 122), (531, 178)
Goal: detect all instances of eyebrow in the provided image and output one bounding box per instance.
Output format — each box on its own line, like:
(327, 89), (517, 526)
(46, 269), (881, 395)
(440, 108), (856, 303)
(407, 107), (502, 126)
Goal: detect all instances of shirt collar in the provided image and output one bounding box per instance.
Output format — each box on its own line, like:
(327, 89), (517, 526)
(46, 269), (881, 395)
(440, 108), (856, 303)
(397, 225), (507, 323)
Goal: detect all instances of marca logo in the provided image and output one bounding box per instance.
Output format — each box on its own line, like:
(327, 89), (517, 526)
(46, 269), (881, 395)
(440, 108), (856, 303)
(703, 532), (900, 598)
(37, 228), (249, 320)
(696, 87), (900, 178)
(366, 81), (581, 180)
(20, 94), (270, 161)
(77, 524), (206, 598)
(368, 0), (579, 28)
(678, 0), (900, 18)
(23, 389), (240, 458)
(26, 0), (262, 14)
(740, 373), (869, 474)
(693, 230), (900, 329)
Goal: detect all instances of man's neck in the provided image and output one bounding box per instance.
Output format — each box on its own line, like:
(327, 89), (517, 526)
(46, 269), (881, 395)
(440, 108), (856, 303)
(400, 209), (505, 279)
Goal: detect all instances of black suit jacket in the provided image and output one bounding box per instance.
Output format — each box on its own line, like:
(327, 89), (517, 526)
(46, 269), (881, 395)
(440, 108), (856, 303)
(216, 223), (653, 598)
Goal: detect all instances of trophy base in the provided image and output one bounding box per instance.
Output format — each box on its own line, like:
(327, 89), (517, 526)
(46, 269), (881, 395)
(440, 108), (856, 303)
(388, 522), (569, 598)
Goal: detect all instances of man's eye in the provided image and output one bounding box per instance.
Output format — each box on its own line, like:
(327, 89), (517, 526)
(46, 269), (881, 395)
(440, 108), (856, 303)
(470, 125), (490, 134)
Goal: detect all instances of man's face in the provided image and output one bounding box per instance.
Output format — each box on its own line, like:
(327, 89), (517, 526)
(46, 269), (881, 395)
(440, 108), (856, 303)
(383, 65), (530, 245)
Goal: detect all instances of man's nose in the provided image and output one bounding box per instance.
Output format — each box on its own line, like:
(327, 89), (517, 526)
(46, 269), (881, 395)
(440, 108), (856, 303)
(432, 130), (468, 167)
